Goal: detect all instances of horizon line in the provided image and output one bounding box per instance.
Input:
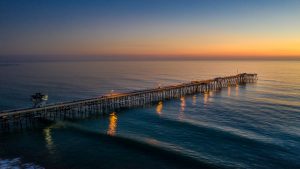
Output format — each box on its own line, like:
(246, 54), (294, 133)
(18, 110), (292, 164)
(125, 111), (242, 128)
(1, 55), (300, 63)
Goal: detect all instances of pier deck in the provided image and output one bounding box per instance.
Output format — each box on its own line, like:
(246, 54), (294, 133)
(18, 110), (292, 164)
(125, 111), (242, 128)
(0, 73), (257, 130)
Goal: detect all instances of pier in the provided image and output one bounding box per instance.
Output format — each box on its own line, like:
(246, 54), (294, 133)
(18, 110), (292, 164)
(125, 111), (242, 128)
(0, 73), (257, 130)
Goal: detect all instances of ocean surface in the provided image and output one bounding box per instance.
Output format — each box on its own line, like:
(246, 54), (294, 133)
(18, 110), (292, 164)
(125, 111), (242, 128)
(0, 61), (299, 169)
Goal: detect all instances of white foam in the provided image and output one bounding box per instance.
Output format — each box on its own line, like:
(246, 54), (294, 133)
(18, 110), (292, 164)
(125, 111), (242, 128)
(0, 158), (44, 169)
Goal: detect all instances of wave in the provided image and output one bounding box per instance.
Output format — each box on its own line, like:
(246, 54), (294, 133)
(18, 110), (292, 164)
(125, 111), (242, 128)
(158, 115), (292, 152)
(0, 157), (44, 169)
(53, 115), (296, 169)
(53, 121), (220, 169)
(127, 110), (296, 155)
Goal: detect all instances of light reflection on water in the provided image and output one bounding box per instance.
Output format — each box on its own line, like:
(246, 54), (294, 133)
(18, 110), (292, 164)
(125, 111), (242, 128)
(107, 112), (118, 136)
(179, 97), (186, 119)
(156, 101), (163, 116)
(204, 92), (209, 105)
(192, 95), (197, 106)
(209, 91), (214, 97)
(235, 84), (239, 96)
(43, 128), (55, 154)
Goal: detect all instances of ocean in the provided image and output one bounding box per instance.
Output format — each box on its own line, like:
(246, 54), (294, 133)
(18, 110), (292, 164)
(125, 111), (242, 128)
(0, 60), (299, 169)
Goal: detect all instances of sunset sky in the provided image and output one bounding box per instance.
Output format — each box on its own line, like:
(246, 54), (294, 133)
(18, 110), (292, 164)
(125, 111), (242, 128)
(1, 0), (300, 60)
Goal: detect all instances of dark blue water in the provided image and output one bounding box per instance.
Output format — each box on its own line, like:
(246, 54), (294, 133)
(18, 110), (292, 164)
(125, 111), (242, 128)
(0, 61), (300, 169)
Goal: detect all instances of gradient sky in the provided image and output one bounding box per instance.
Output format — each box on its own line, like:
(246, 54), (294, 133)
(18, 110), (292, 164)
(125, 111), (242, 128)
(1, 0), (300, 59)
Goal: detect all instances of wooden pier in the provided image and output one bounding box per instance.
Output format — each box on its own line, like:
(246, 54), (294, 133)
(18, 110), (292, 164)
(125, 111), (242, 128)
(0, 73), (257, 130)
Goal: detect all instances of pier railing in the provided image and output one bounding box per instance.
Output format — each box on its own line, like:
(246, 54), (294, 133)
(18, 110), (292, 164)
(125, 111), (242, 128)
(0, 73), (257, 130)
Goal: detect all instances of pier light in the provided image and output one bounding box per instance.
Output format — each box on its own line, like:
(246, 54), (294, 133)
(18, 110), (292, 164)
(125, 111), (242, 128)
(158, 83), (161, 88)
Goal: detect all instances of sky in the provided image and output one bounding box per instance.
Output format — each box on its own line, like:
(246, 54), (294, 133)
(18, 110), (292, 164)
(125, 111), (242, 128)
(1, 0), (300, 60)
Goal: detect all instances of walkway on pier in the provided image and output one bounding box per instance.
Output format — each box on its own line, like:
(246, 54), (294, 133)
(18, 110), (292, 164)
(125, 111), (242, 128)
(0, 73), (257, 130)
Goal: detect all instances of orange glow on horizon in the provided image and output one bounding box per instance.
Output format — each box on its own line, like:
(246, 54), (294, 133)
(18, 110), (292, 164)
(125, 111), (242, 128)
(64, 33), (300, 58)
(5, 32), (300, 58)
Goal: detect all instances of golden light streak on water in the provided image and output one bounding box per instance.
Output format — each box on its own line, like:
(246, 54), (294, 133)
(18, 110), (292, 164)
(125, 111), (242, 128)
(235, 84), (239, 96)
(44, 128), (55, 154)
(156, 101), (163, 116)
(192, 95), (197, 106)
(179, 97), (186, 119)
(209, 91), (214, 97)
(107, 112), (118, 136)
(204, 92), (209, 104)
(228, 86), (231, 97)
(180, 97), (186, 112)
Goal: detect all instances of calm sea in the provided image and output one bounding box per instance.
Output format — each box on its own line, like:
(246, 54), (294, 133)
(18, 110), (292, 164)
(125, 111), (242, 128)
(0, 61), (299, 169)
